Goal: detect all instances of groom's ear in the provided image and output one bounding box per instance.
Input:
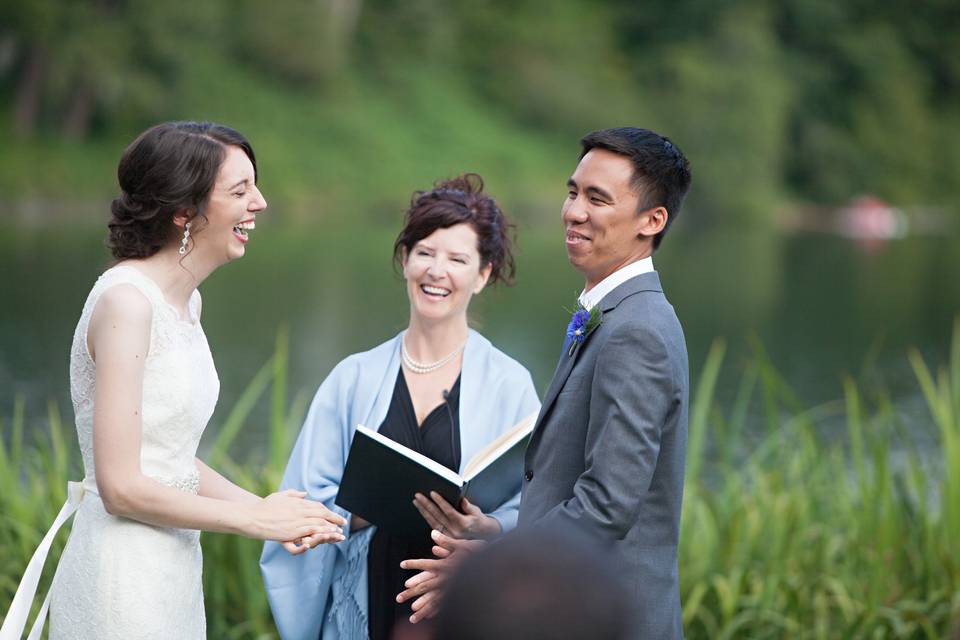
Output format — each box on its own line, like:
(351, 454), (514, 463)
(635, 206), (668, 239)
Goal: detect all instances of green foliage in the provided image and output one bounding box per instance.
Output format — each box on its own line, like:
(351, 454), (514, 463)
(2, 327), (960, 638)
(1, 0), (228, 137)
(2, 0), (958, 220)
(680, 323), (960, 638)
(648, 5), (792, 223)
(231, 0), (347, 84)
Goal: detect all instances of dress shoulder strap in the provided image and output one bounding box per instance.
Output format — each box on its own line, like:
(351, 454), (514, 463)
(89, 265), (165, 311)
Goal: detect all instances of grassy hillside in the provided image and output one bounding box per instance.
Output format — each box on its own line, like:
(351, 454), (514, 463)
(1, 55), (575, 225)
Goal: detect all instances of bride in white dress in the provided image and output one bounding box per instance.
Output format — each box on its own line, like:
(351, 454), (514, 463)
(2, 122), (346, 640)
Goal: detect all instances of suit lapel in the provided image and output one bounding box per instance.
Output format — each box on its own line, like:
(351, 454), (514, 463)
(537, 342), (582, 427)
(528, 271), (664, 446)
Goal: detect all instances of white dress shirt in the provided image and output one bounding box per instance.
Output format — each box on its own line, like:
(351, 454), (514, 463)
(577, 256), (655, 311)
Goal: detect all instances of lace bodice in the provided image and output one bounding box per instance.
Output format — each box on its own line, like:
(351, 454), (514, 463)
(69, 265), (220, 492)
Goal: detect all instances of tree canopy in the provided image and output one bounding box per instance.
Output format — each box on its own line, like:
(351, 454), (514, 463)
(1, 0), (957, 220)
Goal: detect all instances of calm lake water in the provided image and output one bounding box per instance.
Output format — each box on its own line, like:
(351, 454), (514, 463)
(1, 223), (957, 457)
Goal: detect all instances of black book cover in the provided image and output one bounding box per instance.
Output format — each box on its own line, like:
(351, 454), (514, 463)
(335, 428), (464, 539)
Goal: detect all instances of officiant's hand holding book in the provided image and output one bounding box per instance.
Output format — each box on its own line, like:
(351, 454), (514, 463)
(335, 411), (538, 538)
(412, 492), (501, 539)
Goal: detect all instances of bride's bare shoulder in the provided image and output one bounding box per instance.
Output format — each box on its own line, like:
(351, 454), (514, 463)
(92, 283), (153, 322)
(86, 284), (153, 360)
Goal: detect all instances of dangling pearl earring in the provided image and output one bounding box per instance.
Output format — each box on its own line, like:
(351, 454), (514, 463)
(179, 222), (191, 255)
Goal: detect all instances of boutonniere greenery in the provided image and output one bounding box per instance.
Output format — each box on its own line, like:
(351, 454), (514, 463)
(565, 304), (603, 356)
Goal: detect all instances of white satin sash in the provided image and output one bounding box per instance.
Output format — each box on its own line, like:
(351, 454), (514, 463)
(0, 481), (86, 640)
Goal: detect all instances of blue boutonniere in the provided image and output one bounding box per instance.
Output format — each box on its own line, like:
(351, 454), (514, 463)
(565, 304), (603, 356)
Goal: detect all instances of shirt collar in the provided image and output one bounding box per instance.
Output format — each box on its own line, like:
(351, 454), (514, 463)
(578, 256), (655, 311)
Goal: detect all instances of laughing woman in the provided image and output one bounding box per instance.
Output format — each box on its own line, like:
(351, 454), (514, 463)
(2, 122), (346, 640)
(260, 174), (540, 640)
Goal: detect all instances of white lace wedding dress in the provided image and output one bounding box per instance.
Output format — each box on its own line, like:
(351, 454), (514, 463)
(47, 265), (220, 639)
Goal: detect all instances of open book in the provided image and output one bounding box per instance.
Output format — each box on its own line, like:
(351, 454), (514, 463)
(335, 411), (539, 538)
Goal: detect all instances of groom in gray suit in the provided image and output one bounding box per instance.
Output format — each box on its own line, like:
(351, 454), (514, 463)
(399, 128), (692, 638)
(518, 127), (692, 638)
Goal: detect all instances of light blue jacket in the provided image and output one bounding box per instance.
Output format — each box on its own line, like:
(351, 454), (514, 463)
(260, 331), (540, 640)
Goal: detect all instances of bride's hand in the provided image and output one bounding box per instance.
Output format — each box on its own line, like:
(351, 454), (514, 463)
(282, 513), (371, 553)
(281, 534), (338, 555)
(281, 524), (349, 555)
(248, 489), (346, 545)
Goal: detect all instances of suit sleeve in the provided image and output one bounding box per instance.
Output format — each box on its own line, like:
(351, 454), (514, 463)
(535, 321), (675, 540)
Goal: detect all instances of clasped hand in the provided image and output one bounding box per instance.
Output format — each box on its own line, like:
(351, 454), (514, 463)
(397, 529), (486, 623)
(251, 489), (347, 555)
(397, 492), (497, 624)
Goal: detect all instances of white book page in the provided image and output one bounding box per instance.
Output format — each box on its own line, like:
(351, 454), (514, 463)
(356, 425), (465, 487)
(463, 411), (538, 480)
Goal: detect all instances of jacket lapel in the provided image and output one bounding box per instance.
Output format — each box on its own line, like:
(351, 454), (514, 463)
(536, 344), (581, 427)
(528, 271), (664, 445)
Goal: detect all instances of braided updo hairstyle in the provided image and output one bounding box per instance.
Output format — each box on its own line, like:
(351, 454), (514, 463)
(107, 121), (257, 260)
(393, 173), (516, 286)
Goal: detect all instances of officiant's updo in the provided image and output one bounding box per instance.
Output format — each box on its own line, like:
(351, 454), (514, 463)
(107, 121), (257, 260)
(393, 173), (516, 286)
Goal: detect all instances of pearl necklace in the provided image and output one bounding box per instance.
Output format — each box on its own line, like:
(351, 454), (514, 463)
(401, 335), (465, 374)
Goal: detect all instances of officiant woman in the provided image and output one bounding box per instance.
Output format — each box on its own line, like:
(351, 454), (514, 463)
(260, 173), (540, 640)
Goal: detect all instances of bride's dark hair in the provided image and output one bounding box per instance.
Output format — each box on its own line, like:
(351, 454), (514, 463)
(107, 121), (257, 260)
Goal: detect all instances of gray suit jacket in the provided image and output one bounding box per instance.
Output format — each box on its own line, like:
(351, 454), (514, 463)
(519, 271), (688, 639)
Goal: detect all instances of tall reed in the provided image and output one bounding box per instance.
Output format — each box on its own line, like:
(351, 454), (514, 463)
(680, 320), (960, 638)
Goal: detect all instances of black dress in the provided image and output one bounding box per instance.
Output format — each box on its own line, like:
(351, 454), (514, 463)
(367, 369), (461, 640)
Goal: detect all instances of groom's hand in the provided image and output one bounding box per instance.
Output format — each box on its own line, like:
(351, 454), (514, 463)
(398, 529), (487, 623)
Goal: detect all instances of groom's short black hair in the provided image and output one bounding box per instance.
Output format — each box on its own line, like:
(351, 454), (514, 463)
(580, 127), (692, 250)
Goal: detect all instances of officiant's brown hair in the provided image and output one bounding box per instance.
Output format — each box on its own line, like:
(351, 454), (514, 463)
(107, 121), (257, 260)
(393, 173), (516, 286)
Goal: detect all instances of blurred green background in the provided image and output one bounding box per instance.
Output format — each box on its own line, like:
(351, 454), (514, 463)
(2, 0), (958, 429)
(1, 1), (959, 637)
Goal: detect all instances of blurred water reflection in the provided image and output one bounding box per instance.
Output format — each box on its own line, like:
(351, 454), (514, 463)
(1, 223), (956, 454)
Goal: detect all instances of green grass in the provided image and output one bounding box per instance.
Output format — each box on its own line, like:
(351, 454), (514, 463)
(2, 324), (960, 638)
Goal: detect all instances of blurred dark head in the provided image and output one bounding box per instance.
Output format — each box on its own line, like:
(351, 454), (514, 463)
(393, 173), (516, 286)
(107, 121), (257, 260)
(431, 529), (631, 640)
(580, 127), (692, 250)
